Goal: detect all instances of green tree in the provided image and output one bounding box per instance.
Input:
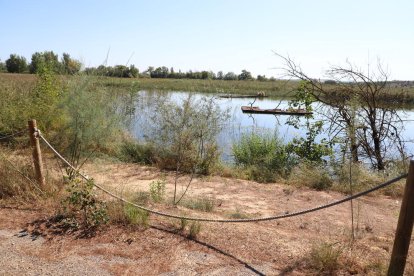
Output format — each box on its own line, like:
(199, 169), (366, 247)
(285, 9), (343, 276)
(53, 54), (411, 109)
(30, 51), (61, 74)
(278, 54), (405, 170)
(0, 59), (7, 72)
(129, 65), (139, 78)
(31, 63), (63, 131)
(62, 53), (81, 75)
(286, 82), (332, 163)
(238, 69), (253, 80)
(149, 95), (228, 203)
(5, 54), (28, 73)
(224, 72), (237, 80)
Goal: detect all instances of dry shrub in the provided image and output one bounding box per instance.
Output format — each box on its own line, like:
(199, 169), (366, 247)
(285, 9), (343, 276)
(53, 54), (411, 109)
(227, 209), (250, 219)
(333, 162), (406, 197)
(106, 201), (126, 224)
(308, 242), (342, 274)
(180, 196), (215, 212)
(0, 150), (60, 201)
(188, 221), (202, 239)
(289, 162), (333, 190)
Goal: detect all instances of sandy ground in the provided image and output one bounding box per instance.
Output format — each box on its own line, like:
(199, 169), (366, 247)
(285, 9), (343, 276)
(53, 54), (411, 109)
(1, 160), (414, 275)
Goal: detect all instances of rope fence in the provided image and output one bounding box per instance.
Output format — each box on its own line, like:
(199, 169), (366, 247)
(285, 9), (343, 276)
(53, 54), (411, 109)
(38, 131), (408, 223)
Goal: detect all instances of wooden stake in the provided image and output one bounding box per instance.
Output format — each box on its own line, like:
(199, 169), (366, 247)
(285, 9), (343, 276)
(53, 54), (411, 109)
(28, 119), (45, 187)
(388, 160), (414, 276)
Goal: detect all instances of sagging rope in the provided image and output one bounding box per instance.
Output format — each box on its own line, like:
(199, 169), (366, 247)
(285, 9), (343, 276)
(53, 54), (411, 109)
(38, 132), (407, 223)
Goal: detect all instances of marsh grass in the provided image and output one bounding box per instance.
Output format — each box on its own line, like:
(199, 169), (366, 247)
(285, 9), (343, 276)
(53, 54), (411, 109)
(102, 77), (296, 96)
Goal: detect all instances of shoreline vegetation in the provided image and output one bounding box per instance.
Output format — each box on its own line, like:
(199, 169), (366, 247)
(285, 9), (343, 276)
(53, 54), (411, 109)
(2, 73), (414, 104)
(1, 70), (410, 192)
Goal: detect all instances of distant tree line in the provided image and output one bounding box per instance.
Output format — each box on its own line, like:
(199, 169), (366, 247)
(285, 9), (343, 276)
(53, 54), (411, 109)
(0, 51), (276, 81)
(1, 51), (82, 75)
(141, 66), (274, 81)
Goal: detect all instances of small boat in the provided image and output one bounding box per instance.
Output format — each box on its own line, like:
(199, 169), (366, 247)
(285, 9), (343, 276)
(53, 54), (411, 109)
(241, 106), (313, 115)
(219, 94), (268, 99)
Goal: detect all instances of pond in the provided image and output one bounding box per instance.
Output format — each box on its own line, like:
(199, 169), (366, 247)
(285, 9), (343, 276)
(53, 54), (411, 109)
(131, 91), (414, 163)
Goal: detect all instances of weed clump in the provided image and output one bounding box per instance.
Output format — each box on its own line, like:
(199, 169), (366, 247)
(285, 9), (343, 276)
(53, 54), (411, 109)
(149, 179), (166, 203)
(181, 197), (215, 212)
(227, 209), (250, 219)
(119, 140), (155, 165)
(123, 203), (149, 227)
(308, 242), (342, 274)
(132, 191), (151, 206)
(232, 132), (296, 182)
(107, 201), (149, 228)
(289, 162), (333, 190)
(0, 151), (60, 201)
(188, 221), (202, 239)
(0, 157), (38, 199)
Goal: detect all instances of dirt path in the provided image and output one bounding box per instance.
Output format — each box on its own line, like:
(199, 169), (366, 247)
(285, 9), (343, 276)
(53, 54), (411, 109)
(1, 160), (414, 275)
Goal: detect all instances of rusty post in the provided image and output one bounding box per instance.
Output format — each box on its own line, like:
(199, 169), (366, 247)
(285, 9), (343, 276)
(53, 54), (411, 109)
(388, 160), (414, 276)
(28, 119), (45, 187)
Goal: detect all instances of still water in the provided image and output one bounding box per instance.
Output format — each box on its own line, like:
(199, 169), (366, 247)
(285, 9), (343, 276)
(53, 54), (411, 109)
(131, 91), (414, 163)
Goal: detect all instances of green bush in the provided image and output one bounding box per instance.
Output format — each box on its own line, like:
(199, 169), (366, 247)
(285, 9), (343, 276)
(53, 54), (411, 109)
(63, 178), (108, 228)
(149, 95), (227, 175)
(232, 132), (296, 182)
(149, 179), (166, 203)
(56, 76), (130, 177)
(120, 140), (155, 165)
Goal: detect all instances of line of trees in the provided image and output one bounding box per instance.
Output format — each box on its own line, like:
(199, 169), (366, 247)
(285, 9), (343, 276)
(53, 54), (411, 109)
(141, 67), (273, 81)
(1, 51), (276, 81)
(1, 51), (82, 75)
(85, 65), (271, 81)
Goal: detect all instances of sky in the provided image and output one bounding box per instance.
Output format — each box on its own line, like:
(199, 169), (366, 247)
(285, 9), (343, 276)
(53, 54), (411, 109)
(1, 0), (413, 80)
